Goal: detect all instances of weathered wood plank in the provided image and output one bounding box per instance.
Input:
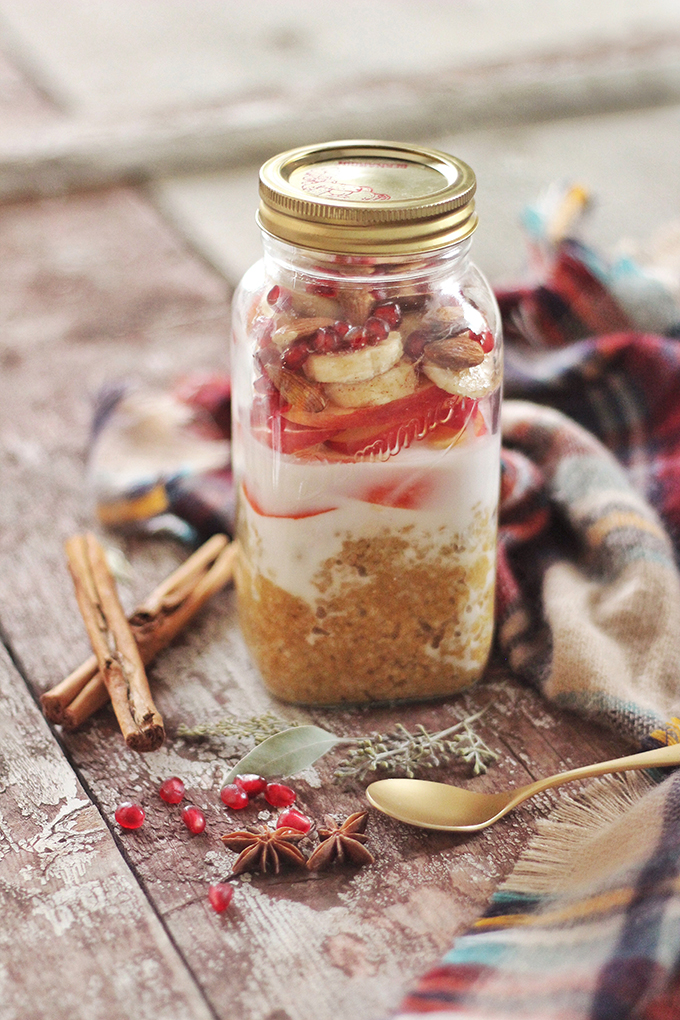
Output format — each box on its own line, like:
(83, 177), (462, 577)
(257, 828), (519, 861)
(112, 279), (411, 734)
(0, 642), (217, 1020)
(0, 34), (680, 204)
(0, 185), (634, 1020)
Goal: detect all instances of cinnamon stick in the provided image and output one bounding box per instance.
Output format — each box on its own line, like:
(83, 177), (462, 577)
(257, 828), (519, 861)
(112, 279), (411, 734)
(64, 532), (164, 751)
(42, 534), (234, 730)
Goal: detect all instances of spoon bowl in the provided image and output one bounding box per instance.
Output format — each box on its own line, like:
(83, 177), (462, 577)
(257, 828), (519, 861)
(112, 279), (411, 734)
(366, 741), (680, 831)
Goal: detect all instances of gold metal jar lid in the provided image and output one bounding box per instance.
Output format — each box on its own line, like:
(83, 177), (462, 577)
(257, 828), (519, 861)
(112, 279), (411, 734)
(258, 140), (477, 255)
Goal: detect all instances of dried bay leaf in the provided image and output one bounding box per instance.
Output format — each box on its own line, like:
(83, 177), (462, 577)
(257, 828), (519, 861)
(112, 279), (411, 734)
(223, 725), (341, 782)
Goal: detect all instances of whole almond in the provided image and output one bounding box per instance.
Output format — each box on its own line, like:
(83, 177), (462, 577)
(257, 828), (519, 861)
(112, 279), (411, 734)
(434, 304), (466, 328)
(264, 362), (327, 413)
(337, 288), (375, 324)
(422, 331), (485, 371)
(420, 305), (467, 341)
(271, 317), (337, 349)
(289, 291), (340, 318)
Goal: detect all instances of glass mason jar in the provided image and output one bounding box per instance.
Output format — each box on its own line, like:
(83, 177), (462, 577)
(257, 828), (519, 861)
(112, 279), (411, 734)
(231, 140), (502, 705)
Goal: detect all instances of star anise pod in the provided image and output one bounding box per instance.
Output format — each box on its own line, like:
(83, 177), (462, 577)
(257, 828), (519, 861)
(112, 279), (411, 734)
(306, 811), (374, 871)
(221, 824), (307, 875)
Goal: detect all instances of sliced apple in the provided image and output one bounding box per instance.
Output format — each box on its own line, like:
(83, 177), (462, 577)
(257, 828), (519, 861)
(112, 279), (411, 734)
(242, 483), (337, 519)
(361, 476), (435, 510)
(327, 393), (475, 458)
(283, 380), (456, 431)
(249, 400), (338, 454)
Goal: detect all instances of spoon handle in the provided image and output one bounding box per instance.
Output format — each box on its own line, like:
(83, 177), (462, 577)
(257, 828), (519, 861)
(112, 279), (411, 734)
(520, 740), (680, 803)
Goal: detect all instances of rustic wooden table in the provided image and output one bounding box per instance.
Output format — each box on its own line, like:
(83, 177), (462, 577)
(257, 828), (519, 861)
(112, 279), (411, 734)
(0, 185), (632, 1020)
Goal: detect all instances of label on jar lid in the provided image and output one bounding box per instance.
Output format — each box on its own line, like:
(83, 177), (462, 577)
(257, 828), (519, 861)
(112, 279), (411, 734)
(289, 156), (455, 203)
(258, 140), (477, 255)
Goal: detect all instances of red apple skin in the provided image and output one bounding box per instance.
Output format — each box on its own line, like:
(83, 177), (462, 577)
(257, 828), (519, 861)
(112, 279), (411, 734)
(249, 381), (477, 459)
(281, 381), (452, 431)
(326, 394), (474, 457)
(249, 395), (337, 453)
(242, 483), (337, 519)
(361, 476), (435, 510)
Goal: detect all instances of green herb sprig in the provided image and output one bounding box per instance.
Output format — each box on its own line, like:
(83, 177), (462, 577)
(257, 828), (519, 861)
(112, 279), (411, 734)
(178, 712), (295, 746)
(177, 709), (497, 783)
(333, 712), (498, 781)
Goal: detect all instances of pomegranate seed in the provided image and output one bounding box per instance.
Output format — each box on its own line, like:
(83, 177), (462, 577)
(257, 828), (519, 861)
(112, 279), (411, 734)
(264, 782), (296, 808)
(208, 883), (234, 913)
(281, 341), (310, 371)
(235, 774), (267, 797)
(478, 329), (494, 353)
(373, 302), (402, 329)
(345, 326), (368, 350)
(311, 327), (339, 353)
(334, 320), (350, 337)
(277, 808), (312, 833)
(404, 329), (429, 361)
(115, 802), (145, 829)
(182, 805), (206, 834)
(220, 784), (249, 809)
(364, 317), (390, 343)
(159, 777), (185, 805)
(266, 286), (292, 311)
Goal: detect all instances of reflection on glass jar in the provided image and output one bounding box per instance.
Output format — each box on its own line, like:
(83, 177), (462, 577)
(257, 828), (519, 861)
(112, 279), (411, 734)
(231, 141), (502, 705)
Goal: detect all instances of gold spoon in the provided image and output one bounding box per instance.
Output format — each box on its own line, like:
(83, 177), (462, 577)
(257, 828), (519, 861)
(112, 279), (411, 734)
(365, 741), (680, 831)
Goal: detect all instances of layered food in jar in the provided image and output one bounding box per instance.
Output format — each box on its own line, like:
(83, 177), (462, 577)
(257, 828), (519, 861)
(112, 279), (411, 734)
(232, 250), (502, 705)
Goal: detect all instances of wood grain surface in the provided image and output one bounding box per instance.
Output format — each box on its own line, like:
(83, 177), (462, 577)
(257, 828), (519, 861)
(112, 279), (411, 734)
(0, 185), (633, 1020)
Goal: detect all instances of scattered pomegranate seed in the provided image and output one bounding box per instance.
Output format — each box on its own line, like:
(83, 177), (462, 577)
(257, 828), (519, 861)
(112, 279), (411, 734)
(264, 782), (296, 808)
(159, 777), (185, 805)
(334, 320), (350, 337)
(208, 883), (234, 913)
(373, 302), (402, 329)
(235, 774), (268, 797)
(220, 784), (250, 809)
(364, 317), (390, 343)
(281, 341), (310, 371)
(266, 285), (281, 305)
(115, 802), (145, 830)
(181, 805), (206, 834)
(277, 808), (312, 833)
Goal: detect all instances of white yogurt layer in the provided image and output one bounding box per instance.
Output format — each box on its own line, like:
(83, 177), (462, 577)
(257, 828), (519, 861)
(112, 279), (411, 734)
(238, 431), (500, 605)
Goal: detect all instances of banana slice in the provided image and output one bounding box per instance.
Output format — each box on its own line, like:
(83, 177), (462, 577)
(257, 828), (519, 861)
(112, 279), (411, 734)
(421, 351), (499, 399)
(324, 359), (417, 408)
(304, 332), (402, 384)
